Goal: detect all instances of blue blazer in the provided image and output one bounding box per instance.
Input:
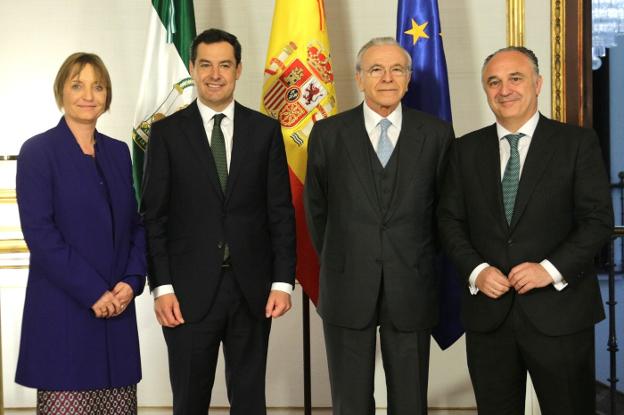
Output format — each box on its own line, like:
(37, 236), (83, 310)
(15, 117), (146, 390)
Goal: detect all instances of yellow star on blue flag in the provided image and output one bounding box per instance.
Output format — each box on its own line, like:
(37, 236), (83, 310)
(404, 18), (429, 45)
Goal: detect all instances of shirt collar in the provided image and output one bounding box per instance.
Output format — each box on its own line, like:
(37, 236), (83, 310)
(497, 111), (540, 141)
(196, 99), (235, 124)
(362, 101), (403, 133)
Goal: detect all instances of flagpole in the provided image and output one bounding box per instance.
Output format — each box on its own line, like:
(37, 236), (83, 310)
(302, 290), (312, 415)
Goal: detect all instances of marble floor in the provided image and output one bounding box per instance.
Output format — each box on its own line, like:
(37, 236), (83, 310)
(4, 409), (477, 415)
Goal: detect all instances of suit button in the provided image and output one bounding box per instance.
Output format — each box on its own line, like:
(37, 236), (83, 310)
(217, 241), (224, 249)
(507, 239), (513, 245)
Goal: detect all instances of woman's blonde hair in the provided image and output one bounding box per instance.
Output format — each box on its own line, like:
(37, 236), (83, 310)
(53, 52), (112, 111)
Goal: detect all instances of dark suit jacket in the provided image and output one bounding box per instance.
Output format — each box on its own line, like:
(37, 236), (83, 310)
(15, 117), (146, 390)
(304, 105), (453, 330)
(437, 114), (613, 336)
(141, 101), (296, 322)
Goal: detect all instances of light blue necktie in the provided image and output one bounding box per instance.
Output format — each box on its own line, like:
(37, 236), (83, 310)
(376, 118), (393, 167)
(501, 133), (525, 224)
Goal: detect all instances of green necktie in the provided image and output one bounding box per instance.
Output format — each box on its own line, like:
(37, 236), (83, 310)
(211, 113), (229, 260)
(211, 113), (227, 192)
(501, 133), (524, 224)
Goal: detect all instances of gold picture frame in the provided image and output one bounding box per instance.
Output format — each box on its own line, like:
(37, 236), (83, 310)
(507, 0), (572, 124)
(507, 0), (525, 46)
(551, 0), (566, 122)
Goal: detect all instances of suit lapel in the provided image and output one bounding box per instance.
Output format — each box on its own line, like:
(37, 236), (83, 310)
(225, 102), (250, 203)
(56, 120), (114, 258)
(57, 119), (112, 225)
(341, 106), (382, 217)
(93, 134), (121, 248)
(384, 108), (425, 221)
(478, 125), (508, 228)
(509, 115), (557, 230)
(180, 101), (224, 199)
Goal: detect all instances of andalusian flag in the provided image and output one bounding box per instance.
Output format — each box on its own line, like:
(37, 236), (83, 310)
(261, 0), (337, 304)
(131, 0), (196, 196)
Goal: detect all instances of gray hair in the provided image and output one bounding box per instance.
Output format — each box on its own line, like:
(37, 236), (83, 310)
(482, 46), (540, 76)
(355, 37), (412, 72)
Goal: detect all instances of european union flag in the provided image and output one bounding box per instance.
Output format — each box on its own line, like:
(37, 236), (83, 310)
(397, 0), (451, 121)
(396, 0), (464, 350)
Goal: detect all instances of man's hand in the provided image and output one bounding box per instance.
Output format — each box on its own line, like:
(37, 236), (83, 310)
(154, 293), (185, 327)
(508, 262), (553, 294)
(475, 266), (512, 299)
(265, 290), (292, 318)
(110, 282), (134, 317)
(91, 291), (122, 318)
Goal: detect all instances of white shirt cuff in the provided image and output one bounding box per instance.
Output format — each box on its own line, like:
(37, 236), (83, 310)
(469, 263), (489, 295)
(153, 282), (292, 298)
(540, 259), (567, 291)
(152, 284), (175, 298)
(271, 282), (293, 295)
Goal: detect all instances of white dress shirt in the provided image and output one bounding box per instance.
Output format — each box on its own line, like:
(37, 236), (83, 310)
(468, 111), (567, 294)
(153, 99), (293, 298)
(363, 101), (402, 149)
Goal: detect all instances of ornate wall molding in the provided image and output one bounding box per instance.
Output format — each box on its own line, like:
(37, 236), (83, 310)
(0, 188), (26, 254)
(507, 0), (525, 46)
(551, 0), (566, 122)
(0, 189), (16, 204)
(0, 239), (28, 254)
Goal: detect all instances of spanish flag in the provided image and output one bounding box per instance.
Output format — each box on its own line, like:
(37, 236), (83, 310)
(261, 0), (337, 304)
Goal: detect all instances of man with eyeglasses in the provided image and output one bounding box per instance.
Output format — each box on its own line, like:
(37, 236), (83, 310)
(304, 37), (454, 415)
(141, 28), (295, 415)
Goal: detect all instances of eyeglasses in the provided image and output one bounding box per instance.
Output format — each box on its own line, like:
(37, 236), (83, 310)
(363, 65), (410, 78)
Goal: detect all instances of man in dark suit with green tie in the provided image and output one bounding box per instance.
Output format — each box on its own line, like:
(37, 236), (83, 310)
(141, 29), (296, 415)
(438, 46), (613, 414)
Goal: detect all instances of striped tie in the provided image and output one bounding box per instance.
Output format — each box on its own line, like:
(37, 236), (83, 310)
(376, 118), (393, 167)
(211, 113), (227, 192)
(501, 133), (524, 224)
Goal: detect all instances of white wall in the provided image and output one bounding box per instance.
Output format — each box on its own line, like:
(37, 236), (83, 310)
(0, 0), (552, 411)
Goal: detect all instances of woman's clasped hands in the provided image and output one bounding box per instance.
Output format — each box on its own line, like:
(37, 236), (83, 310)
(91, 281), (135, 318)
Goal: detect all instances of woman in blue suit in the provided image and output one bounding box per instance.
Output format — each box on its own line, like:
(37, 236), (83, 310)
(15, 52), (146, 414)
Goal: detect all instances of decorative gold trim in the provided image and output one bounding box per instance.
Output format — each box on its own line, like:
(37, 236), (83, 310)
(0, 189), (16, 204)
(0, 300), (3, 415)
(0, 265), (29, 270)
(551, 0), (566, 122)
(0, 239), (28, 253)
(507, 0), (525, 46)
